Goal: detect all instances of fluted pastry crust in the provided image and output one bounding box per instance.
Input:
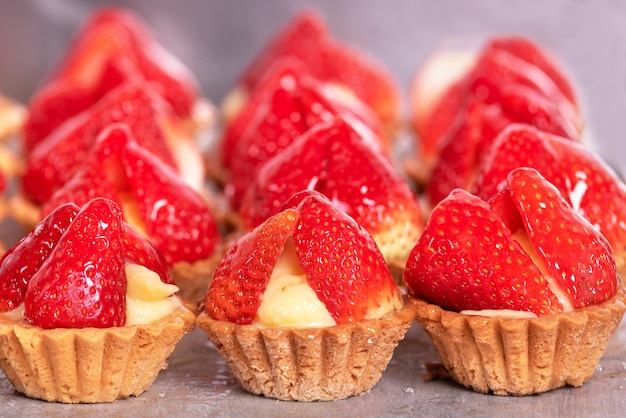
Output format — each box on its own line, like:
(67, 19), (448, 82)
(413, 283), (626, 395)
(196, 297), (418, 401)
(0, 301), (196, 403)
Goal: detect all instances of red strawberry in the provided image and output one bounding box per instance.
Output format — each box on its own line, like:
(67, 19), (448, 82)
(40, 123), (137, 217)
(24, 198), (127, 329)
(474, 124), (626, 252)
(404, 168), (617, 315)
(239, 118), (422, 264)
(122, 133), (220, 265)
(486, 36), (579, 111)
(23, 81), (178, 204)
(286, 191), (400, 323)
(24, 7), (200, 148)
(426, 59), (581, 204)
(409, 35), (581, 188)
(123, 222), (174, 285)
(232, 10), (400, 135)
(503, 168), (616, 307)
(44, 124), (220, 266)
(223, 58), (384, 208)
(207, 207), (298, 324)
(0, 203), (79, 311)
(207, 190), (400, 325)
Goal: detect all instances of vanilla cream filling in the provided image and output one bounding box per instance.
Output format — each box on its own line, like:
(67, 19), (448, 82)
(253, 239), (336, 328)
(3, 263), (181, 326)
(125, 263), (181, 326)
(253, 238), (402, 328)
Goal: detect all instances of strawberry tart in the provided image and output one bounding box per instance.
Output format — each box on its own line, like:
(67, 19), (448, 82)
(12, 8), (223, 302)
(197, 191), (417, 401)
(403, 167), (626, 395)
(0, 198), (195, 403)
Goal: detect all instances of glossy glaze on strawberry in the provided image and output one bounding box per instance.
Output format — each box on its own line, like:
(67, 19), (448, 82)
(404, 168), (617, 316)
(408, 36), (582, 201)
(0, 203), (78, 311)
(222, 57), (384, 208)
(23, 80), (178, 204)
(239, 118), (422, 265)
(207, 191), (401, 325)
(411, 36), (580, 159)
(474, 124), (626, 253)
(42, 124), (220, 266)
(0, 198), (176, 329)
(24, 7), (200, 149)
(228, 10), (400, 135)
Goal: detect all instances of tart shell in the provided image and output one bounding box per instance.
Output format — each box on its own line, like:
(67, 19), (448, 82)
(0, 301), (196, 403)
(196, 297), (418, 402)
(412, 283), (626, 396)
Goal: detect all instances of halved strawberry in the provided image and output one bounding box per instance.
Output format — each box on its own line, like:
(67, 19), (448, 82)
(485, 36), (579, 110)
(228, 10), (400, 135)
(24, 7), (200, 148)
(207, 190), (400, 325)
(474, 124), (626, 252)
(24, 198), (127, 329)
(425, 60), (581, 204)
(123, 222), (174, 285)
(239, 118), (422, 265)
(409, 35), (581, 188)
(404, 168), (617, 315)
(0, 203), (79, 311)
(503, 168), (616, 307)
(22, 80), (177, 204)
(121, 131), (220, 265)
(286, 191), (400, 323)
(207, 206), (298, 324)
(223, 57), (384, 208)
(43, 124), (220, 266)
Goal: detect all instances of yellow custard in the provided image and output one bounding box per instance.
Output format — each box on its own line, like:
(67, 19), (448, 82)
(125, 263), (182, 326)
(252, 239), (402, 328)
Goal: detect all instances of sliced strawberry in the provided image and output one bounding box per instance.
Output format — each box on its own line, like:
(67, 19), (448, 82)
(207, 208), (298, 324)
(41, 124), (219, 266)
(26, 6), (199, 137)
(207, 191), (399, 325)
(76, 8), (200, 119)
(287, 191), (400, 324)
(474, 124), (626, 252)
(40, 124), (130, 216)
(122, 135), (220, 265)
(123, 222), (174, 285)
(0, 203), (79, 311)
(24, 198), (127, 329)
(426, 58), (580, 205)
(501, 168), (616, 308)
(409, 35), (581, 188)
(411, 76), (469, 164)
(240, 118), (422, 264)
(405, 168), (617, 315)
(234, 10), (400, 134)
(426, 98), (487, 204)
(486, 36), (579, 112)
(404, 188), (561, 315)
(223, 58), (384, 209)
(24, 81), (97, 152)
(23, 81), (177, 204)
